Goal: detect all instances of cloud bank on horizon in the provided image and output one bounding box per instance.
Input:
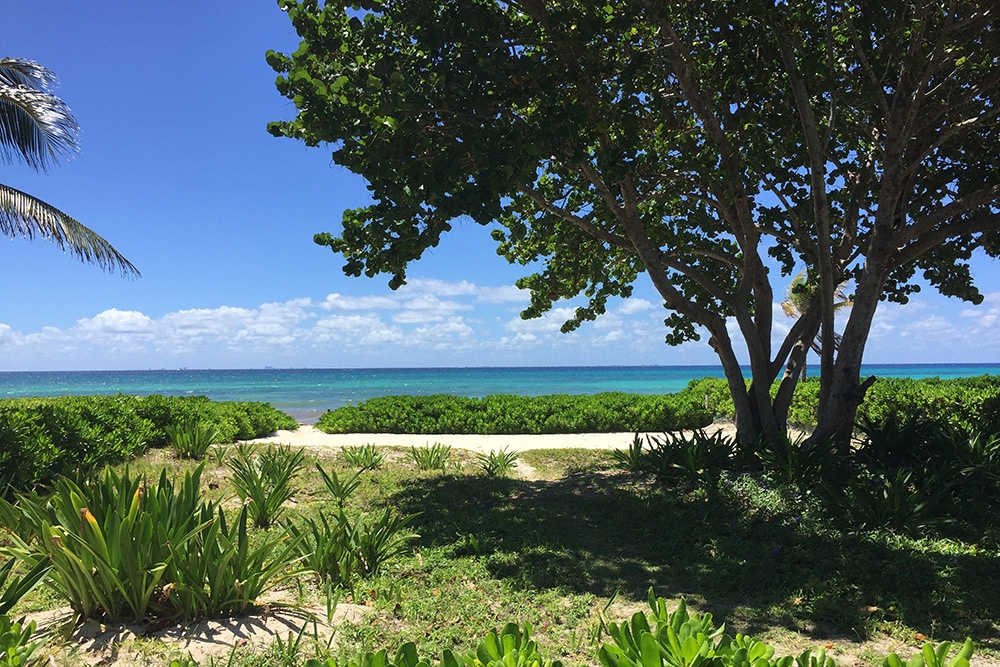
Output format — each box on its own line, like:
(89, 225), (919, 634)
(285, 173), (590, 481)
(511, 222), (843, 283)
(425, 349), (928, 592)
(2, 278), (998, 371)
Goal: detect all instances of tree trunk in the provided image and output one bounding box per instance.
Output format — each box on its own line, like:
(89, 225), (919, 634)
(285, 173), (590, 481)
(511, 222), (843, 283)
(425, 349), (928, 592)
(808, 262), (885, 449)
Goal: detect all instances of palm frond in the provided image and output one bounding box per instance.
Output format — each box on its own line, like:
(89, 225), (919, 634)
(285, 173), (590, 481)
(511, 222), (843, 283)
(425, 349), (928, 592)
(1, 183), (139, 277)
(0, 58), (59, 89)
(0, 58), (79, 170)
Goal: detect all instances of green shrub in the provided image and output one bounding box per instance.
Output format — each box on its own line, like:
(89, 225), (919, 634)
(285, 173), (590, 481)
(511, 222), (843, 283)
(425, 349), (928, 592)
(884, 639), (973, 667)
(829, 469), (954, 535)
(677, 375), (1000, 433)
(0, 394), (296, 494)
(316, 392), (711, 435)
(302, 622), (561, 667)
(599, 590), (973, 667)
(855, 413), (938, 470)
(612, 434), (646, 474)
(665, 429), (735, 489)
(287, 513), (358, 587)
(0, 614), (42, 667)
(315, 465), (361, 509)
(757, 433), (842, 489)
(167, 504), (304, 619)
(352, 507), (418, 578)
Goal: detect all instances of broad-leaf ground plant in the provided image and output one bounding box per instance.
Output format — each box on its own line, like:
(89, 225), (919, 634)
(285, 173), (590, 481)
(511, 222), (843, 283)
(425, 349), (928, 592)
(269, 1), (1000, 451)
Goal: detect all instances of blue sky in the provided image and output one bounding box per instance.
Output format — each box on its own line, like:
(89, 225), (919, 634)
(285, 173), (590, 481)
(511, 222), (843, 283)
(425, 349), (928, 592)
(2, 2), (999, 371)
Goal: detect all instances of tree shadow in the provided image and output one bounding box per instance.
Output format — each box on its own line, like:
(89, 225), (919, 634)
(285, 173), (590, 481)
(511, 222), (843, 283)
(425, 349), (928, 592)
(388, 471), (1000, 647)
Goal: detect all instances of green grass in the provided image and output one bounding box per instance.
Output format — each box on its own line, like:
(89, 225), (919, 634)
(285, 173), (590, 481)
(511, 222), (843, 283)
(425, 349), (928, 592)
(4, 443), (999, 667)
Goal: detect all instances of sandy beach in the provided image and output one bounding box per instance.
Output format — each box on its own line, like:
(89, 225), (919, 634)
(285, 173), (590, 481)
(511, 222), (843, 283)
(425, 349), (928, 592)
(247, 424), (741, 454)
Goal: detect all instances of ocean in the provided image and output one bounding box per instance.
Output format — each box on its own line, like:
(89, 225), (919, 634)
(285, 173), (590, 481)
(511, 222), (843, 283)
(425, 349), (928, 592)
(1, 365), (998, 424)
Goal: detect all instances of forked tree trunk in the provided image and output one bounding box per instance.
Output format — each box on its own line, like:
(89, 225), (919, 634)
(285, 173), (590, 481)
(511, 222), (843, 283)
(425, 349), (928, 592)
(808, 267), (885, 449)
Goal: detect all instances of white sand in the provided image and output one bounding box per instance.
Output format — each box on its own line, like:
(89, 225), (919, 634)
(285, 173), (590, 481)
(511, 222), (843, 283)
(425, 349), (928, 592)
(246, 424), (740, 454)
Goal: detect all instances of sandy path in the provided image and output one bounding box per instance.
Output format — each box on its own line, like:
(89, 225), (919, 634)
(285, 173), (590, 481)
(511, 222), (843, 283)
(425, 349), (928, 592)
(246, 424), (740, 454)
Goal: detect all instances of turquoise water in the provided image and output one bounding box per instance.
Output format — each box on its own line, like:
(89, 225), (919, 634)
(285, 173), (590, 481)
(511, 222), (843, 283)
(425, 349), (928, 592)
(1, 365), (997, 423)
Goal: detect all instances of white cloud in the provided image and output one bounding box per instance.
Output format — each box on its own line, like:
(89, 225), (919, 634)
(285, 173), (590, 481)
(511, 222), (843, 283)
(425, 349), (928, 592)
(619, 298), (656, 315)
(959, 291), (1000, 334)
(475, 285), (528, 303)
(320, 293), (400, 311)
(404, 277), (478, 297)
(11, 274), (987, 370)
(77, 309), (153, 335)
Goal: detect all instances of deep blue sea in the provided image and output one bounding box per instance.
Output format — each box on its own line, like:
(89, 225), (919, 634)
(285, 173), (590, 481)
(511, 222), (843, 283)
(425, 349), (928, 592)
(1, 365), (998, 424)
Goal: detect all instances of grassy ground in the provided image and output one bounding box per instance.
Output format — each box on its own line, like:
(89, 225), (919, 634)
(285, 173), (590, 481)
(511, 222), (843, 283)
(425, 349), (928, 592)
(7, 442), (1000, 667)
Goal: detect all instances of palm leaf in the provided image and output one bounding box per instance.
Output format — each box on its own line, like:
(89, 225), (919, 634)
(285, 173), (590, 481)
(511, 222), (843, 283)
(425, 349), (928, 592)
(0, 58), (79, 171)
(0, 183), (139, 277)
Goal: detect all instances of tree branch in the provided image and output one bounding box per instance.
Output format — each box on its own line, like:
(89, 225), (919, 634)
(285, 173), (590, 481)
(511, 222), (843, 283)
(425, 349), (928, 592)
(899, 182), (1000, 245)
(520, 184), (636, 253)
(896, 210), (1000, 265)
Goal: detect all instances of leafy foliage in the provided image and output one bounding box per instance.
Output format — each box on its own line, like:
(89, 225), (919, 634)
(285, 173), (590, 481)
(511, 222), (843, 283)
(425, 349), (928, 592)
(288, 463), (416, 586)
(410, 443), (453, 472)
(315, 464), (361, 509)
(0, 57), (138, 277)
(476, 449), (518, 478)
(0, 463), (302, 622)
(318, 393), (710, 435)
(341, 444), (385, 470)
(599, 591), (970, 667)
(756, 433), (841, 489)
(0, 465), (212, 621)
(229, 444), (306, 528)
(301, 623), (560, 667)
(167, 504), (304, 619)
(165, 418), (220, 460)
(883, 640), (973, 667)
(0, 394), (296, 493)
(611, 434), (646, 474)
(829, 470), (954, 536)
(269, 0), (1000, 450)
(0, 554), (50, 617)
(682, 376), (1000, 433)
(0, 614), (42, 667)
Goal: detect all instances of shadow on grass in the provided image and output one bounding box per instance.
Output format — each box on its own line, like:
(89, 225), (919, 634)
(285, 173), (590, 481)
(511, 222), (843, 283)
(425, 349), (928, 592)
(388, 471), (1000, 647)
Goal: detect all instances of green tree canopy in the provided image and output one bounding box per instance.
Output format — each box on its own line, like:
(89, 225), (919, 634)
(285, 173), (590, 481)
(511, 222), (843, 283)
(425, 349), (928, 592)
(268, 0), (1000, 447)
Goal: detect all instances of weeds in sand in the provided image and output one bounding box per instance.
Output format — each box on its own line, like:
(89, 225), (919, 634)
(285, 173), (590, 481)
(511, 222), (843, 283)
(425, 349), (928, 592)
(315, 464), (361, 509)
(342, 444), (385, 470)
(476, 448), (518, 477)
(410, 443), (452, 471)
(611, 434), (645, 474)
(287, 464), (416, 585)
(229, 443), (306, 528)
(166, 418), (221, 460)
(210, 443), (231, 467)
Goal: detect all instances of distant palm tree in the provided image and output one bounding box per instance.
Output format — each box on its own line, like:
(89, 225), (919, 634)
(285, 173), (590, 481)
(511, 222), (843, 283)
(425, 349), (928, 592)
(1, 58), (138, 276)
(781, 271), (852, 379)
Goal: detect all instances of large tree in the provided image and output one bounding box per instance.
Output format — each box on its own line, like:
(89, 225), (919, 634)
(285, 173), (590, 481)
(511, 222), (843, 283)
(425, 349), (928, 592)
(268, 0), (1000, 448)
(1, 58), (137, 276)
